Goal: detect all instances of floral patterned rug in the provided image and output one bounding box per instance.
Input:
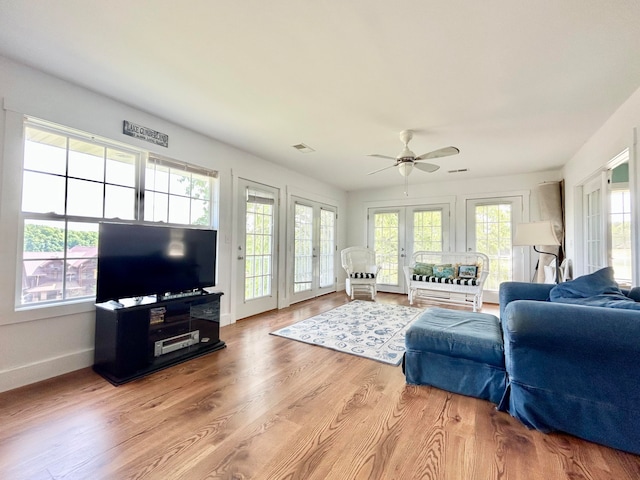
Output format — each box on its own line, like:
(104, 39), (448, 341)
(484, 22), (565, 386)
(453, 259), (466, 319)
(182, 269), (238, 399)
(270, 300), (425, 366)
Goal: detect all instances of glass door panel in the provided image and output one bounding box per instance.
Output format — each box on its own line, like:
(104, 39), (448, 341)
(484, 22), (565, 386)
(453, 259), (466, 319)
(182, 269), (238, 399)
(373, 210), (401, 287)
(474, 204), (513, 291)
(294, 203), (313, 294)
(319, 208), (336, 288)
(411, 209), (443, 253)
(466, 197), (523, 303)
(245, 188), (274, 300)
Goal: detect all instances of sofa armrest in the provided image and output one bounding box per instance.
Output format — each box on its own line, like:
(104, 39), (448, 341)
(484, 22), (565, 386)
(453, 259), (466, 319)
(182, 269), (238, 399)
(502, 300), (640, 404)
(499, 282), (553, 320)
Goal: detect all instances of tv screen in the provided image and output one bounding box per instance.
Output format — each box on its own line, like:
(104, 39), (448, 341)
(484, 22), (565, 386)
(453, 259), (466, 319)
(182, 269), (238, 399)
(96, 223), (217, 303)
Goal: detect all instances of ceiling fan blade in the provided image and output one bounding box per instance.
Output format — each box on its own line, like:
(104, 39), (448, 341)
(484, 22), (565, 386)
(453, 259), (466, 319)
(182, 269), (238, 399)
(367, 154), (397, 160)
(415, 146), (460, 161)
(413, 162), (440, 173)
(367, 163), (398, 175)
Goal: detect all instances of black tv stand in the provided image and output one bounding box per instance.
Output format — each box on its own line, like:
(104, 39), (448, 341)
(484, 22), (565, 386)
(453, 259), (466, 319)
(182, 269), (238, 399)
(93, 291), (225, 385)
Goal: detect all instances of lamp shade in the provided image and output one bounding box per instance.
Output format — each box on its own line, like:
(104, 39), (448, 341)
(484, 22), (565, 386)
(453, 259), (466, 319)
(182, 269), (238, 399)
(512, 221), (560, 247)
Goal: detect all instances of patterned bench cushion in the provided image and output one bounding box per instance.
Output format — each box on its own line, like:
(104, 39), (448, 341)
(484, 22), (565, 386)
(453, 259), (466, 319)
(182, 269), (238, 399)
(411, 274), (479, 286)
(349, 272), (376, 279)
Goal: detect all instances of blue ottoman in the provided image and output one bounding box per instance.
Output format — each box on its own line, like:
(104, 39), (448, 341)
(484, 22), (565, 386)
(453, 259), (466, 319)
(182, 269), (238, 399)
(403, 307), (507, 404)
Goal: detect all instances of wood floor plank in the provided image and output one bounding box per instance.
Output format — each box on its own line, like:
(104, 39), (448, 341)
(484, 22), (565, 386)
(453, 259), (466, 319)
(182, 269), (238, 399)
(0, 292), (638, 479)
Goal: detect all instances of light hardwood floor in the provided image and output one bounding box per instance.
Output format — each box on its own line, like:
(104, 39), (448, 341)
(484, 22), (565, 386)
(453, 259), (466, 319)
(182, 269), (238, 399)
(1, 292), (638, 479)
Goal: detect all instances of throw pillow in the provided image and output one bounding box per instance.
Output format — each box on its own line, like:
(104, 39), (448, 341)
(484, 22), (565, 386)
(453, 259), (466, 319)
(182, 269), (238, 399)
(456, 264), (479, 279)
(433, 264), (455, 279)
(413, 262), (434, 276)
(628, 287), (640, 303)
(549, 267), (622, 301)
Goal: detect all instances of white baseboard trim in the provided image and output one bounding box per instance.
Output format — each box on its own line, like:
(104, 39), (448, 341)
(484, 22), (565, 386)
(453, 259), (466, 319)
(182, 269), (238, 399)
(220, 313), (233, 327)
(0, 348), (94, 393)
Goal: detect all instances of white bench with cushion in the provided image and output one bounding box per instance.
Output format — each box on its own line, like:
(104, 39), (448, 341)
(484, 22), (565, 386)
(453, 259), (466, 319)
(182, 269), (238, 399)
(403, 251), (490, 311)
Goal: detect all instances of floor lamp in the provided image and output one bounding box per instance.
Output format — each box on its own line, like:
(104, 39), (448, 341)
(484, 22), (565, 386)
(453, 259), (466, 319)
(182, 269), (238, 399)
(513, 221), (561, 283)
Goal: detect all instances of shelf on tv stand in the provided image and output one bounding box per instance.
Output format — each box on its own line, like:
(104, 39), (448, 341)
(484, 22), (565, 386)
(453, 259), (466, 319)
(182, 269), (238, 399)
(159, 290), (208, 301)
(93, 291), (226, 386)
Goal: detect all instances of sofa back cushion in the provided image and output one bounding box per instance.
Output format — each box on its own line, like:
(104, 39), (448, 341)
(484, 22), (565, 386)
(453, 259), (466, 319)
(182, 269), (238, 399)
(549, 267), (640, 310)
(550, 267), (621, 299)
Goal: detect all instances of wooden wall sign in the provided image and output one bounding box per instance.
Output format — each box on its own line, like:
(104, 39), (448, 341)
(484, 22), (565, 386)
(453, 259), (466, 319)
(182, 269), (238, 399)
(123, 120), (169, 147)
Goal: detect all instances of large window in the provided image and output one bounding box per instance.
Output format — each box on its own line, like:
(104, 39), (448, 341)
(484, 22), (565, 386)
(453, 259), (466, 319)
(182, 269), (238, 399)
(19, 119), (217, 307)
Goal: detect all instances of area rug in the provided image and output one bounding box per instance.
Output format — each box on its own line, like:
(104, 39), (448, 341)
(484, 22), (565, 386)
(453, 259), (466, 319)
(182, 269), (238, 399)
(270, 300), (425, 366)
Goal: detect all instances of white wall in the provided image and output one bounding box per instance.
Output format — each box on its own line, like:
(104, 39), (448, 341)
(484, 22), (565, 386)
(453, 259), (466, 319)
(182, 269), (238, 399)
(562, 85), (640, 278)
(346, 170), (563, 252)
(0, 56), (347, 392)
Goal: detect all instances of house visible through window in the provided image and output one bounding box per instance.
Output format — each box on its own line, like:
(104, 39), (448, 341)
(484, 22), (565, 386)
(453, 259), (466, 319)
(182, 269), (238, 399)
(20, 119), (217, 307)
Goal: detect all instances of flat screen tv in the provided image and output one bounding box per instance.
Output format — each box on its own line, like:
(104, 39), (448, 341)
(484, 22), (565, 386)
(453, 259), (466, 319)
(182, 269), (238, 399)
(96, 222), (217, 303)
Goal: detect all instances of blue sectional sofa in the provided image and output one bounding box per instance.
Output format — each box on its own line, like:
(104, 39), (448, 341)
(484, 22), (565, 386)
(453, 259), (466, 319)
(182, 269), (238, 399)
(499, 268), (640, 455)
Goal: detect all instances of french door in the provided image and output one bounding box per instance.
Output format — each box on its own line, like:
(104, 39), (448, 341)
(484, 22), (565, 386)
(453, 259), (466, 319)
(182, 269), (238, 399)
(581, 152), (632, 286)
(235, 179), (279, 319)
(367, 205), (450, 293)
(290, 197), (337, 303)
(465, 196), (524, 303)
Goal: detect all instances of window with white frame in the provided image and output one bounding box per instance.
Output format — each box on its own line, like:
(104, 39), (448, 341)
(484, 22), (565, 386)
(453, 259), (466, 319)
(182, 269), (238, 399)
(580, 150), (632, 284)
(609, 159), (632, 286)
(19, 119), (218, 307)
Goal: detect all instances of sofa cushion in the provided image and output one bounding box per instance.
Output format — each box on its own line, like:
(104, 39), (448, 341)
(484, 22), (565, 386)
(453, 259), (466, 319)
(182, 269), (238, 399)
(549, 267), (640, 309)
(405, 307), (504, 367)
(349, 272), (376, 279)
(410, 275), (480, 286)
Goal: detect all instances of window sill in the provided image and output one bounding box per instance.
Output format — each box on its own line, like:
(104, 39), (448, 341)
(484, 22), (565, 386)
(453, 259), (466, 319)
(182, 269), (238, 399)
(5, 298), (96, 325)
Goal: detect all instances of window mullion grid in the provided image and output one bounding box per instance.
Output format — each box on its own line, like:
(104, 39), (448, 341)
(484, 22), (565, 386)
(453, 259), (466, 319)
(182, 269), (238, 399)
(62, 136), (71, 302)
(165, 165), (172, 223)
(101, 147), (108, 219)
(137, 153), (147, 222)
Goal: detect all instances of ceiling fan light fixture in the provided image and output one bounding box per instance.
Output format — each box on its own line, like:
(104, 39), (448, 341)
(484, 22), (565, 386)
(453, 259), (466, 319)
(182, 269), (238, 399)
(398, 162), (413, 177)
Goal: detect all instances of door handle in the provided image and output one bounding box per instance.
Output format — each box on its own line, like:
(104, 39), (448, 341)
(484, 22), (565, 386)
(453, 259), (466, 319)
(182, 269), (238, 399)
(238, 256), (244, 260)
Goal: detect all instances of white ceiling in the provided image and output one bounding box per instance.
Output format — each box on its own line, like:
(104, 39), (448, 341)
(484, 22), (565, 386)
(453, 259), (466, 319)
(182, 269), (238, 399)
(1, 1), (640, 192)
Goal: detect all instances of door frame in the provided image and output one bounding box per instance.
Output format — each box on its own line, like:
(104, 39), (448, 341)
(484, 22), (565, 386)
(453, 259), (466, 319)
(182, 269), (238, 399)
(363, 195), (456, 294)
(286, 187), (339, 305)
(460, 191), (529, 303)
(233, 177), (281, 320)
(289, 196), (337, 304)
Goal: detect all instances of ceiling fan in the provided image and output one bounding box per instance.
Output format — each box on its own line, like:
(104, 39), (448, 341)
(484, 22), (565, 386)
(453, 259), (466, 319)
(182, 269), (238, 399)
(367, 129), (460, 177)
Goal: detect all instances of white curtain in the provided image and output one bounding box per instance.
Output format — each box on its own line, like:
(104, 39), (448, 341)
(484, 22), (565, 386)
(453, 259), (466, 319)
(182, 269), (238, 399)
(535, 181), (565, 283)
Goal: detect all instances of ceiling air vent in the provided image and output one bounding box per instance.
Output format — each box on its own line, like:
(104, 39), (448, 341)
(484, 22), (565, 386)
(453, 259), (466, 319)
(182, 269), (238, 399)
(292, 143), (315, 153)
(447, 168), (469, 174)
